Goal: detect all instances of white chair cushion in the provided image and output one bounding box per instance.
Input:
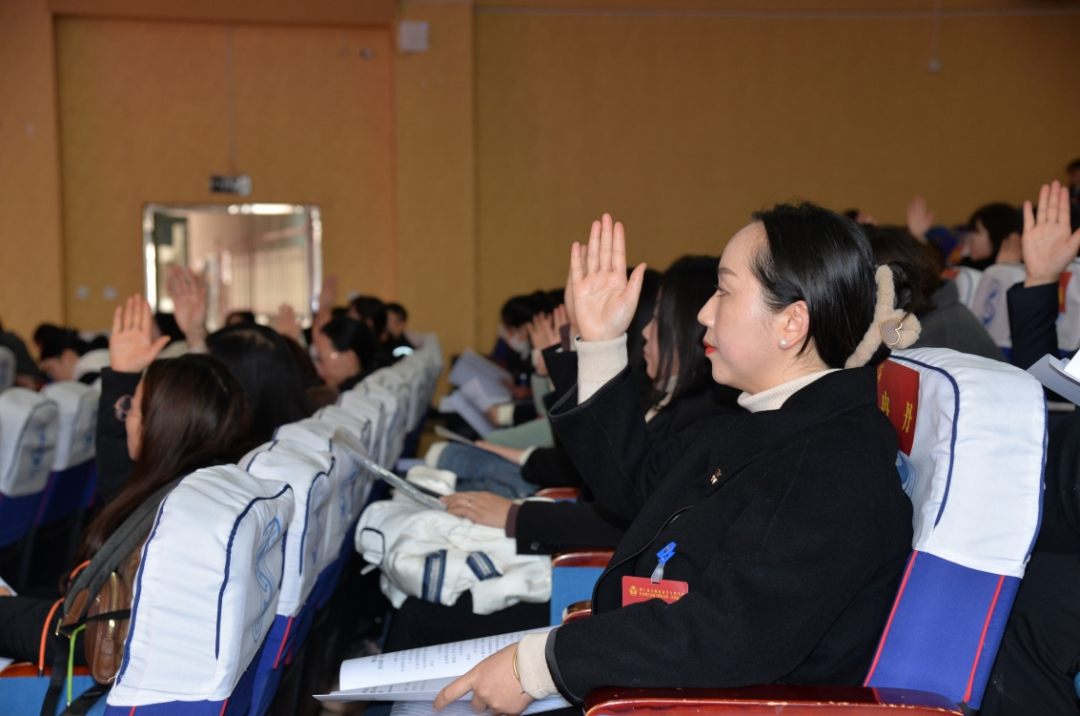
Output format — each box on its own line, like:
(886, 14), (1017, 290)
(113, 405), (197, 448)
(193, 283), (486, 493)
(350, 382), (403, 466)
(109, 465), (293, 707)
(41, 381), (99, 470)
(0, 388), (59, 497)
(942, 266), (983, 310)
(313, 404), (373, 450)
(885, 348), (1045, 577)
(240, 440), (335, 617)
(337, 392), (388, 465)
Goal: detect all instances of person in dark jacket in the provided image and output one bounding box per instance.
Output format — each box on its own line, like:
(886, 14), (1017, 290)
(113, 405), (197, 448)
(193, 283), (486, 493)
(0, 295), (249, 664)
(982, 181), (1080, 716)
(864, 224), (1003, 361)
(383, 258), (740, 652)
(435, 205), (916, 715)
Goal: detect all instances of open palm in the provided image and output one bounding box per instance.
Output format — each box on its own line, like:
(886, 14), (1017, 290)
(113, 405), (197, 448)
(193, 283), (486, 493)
(166, 265), (207, 346)
(570, 213), (647, 342)
(110, 295), (170, 373)
(1023, 181), (1080, 287)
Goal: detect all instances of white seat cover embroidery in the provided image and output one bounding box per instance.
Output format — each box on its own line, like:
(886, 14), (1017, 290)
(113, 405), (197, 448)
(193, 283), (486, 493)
(41, 381), (99, 471)
(0, 388), (59, 497)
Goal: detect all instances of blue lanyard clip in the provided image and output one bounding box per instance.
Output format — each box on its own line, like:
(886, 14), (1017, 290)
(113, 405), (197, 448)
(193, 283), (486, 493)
(650, 542), (676, 583)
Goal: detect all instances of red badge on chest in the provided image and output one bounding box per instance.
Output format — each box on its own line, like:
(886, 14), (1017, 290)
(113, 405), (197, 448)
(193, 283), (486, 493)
(621, 576), (689, 606)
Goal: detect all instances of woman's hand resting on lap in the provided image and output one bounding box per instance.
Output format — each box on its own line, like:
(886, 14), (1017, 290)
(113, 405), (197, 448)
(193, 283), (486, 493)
(434, 643), (533, 716)
(442, 491), (513, 529)
(570, 213), (648, 342)
(110, 295), (170, 373)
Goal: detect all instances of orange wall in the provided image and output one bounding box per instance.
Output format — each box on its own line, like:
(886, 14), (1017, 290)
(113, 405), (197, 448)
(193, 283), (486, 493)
(0, 0), (66, 340)
(474, 1), (1080, 348)
(395, 0), (477, 362)
(55, 17), (396, 330)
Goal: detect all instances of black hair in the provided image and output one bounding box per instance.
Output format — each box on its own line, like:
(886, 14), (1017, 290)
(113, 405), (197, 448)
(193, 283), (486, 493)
(864, 225), (941, 318)
(350, 296), (388, 337)
(546, 289), (565, 310)
(501, 295), (540, 329)
(225, 310), (257, 326)
(153, 313), (185, 344)
(626, 267), (662, 404)
(330, 306), (349, 321)
(651, 256), (720, 407)
(35, 325), (88, 360)
(205, 323), (313, 445)
(321, 316), (380, 379)
(967, 203), (1021, 257)
(1067, 158), (1080, 173)
(751, 202), (917, 369)
(386, 302), (408, 321)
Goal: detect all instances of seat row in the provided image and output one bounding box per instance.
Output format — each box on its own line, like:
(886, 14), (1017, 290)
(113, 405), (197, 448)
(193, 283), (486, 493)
(1, 333), (444, 716)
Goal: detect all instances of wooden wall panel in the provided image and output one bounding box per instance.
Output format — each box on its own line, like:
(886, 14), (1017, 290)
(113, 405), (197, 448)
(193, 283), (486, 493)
(56, 18), (395, 330)
(474, 7), (1080, 349)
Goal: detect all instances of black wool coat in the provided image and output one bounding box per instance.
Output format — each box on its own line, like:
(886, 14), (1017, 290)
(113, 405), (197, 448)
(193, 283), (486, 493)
(544, 366), (913, 704)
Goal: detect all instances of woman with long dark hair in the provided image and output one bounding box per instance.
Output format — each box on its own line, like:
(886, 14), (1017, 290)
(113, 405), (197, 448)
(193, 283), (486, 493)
(0, 296), (249, 663)
(313, 316), (380, 392)
(435, 205), (917, 714)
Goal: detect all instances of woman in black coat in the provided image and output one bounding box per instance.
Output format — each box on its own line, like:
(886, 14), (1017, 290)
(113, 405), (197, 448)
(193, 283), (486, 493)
(435, 204), (917, 714)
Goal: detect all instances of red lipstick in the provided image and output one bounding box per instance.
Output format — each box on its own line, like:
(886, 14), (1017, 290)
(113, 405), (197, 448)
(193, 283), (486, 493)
(703, 339), (716, 356)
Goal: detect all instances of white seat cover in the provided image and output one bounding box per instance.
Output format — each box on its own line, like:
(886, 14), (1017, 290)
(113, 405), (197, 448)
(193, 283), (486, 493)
(241, 440), (334, 616)
(1055, 258), (1080, 353)
(886, 348), (1045, 577)
(109, 465), (293, 707)
(0, 345), (16, 391)
(337, 391), (388, 465)
(274, 420), (373, 573)
(314, 404), (373, 451)
(0, 388), (59, 497)
(370, 367), (416, 431)
(41, 381), (99, 471)
(970, 263), (1026, 349)
(942, 266), (983, 310)
(350, 382), (403, 466)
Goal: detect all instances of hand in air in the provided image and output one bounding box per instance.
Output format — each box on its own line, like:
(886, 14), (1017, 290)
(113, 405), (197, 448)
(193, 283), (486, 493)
(441, 491), (514, 529)
(434, 642), (533, 716)
(110, 295), (170, 373)
(1022, 181), (1080, 288)
(570, 214), (647, 342)
(526, 312), (560, 351)
(562, 268), (579, 339)
(996, 233), (1023, 265)
(275, 303), (302, 341)
(166, 265), (207, 349)
(906, 196), (935, 241)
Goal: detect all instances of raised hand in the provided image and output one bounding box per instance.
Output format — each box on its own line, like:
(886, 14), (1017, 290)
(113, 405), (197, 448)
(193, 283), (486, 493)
(166, 265), (207, 349)
(569, 214), (647, 342)
(313, 274), (338, 331)
(562, 266), (579, 339)
(274, 303), (302, 341)
(1022, 181), (1080, 287)
(996, 233), (1023, 265)
(110, 295), (170, 373)
(907, 196), (935, 241)
(525, 312), (560, 351)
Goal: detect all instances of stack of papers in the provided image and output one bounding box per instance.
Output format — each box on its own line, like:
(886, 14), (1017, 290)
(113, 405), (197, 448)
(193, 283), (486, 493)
(439, 351), (516, 437)
(316, 627), (569, 714)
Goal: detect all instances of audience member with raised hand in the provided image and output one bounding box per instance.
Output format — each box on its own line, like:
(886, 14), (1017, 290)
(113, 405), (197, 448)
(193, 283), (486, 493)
(983, 184), (1080, 715)
(960, 202), (1022, 270)
(274, 302), (304, 343)
(906, 196), (935, 242)
(95, 295), (171, 502)
(0, 298), (248, 666)
(1006, 180), (1080, 372)
(435, 206), (917, 716)
(166, 265), (208, 352)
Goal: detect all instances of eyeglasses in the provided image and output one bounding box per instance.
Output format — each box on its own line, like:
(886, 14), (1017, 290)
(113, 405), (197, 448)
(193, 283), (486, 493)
(114, 395), (133, 422)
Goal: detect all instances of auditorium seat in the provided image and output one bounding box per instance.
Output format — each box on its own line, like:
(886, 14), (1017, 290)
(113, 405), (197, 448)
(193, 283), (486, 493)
(338, 390), (389, 466)
(0, 345), (16, 391)
(241, 440), (335, 716)
(102, 464), (293, 715)
(565, 348), (1046, 714)
(35, 382), (98, 526)
(970, 263), (1027, 357)
(0, 388), (59, 552)
(941, 266), (983, 310)
(351, 381), (405, 468)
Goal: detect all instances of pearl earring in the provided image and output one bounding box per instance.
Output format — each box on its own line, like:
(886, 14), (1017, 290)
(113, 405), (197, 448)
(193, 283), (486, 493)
(780, 339), (788, 348)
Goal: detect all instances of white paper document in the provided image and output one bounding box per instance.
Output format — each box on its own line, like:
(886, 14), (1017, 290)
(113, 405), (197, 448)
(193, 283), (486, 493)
(316, 628), (562, 707)
(389, 695), (570, 715)
(459, 377), (510, 413)
(448, 350), (514, 392)
(1027, 353), (1080, 405)
(439, 391), (495, 438)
